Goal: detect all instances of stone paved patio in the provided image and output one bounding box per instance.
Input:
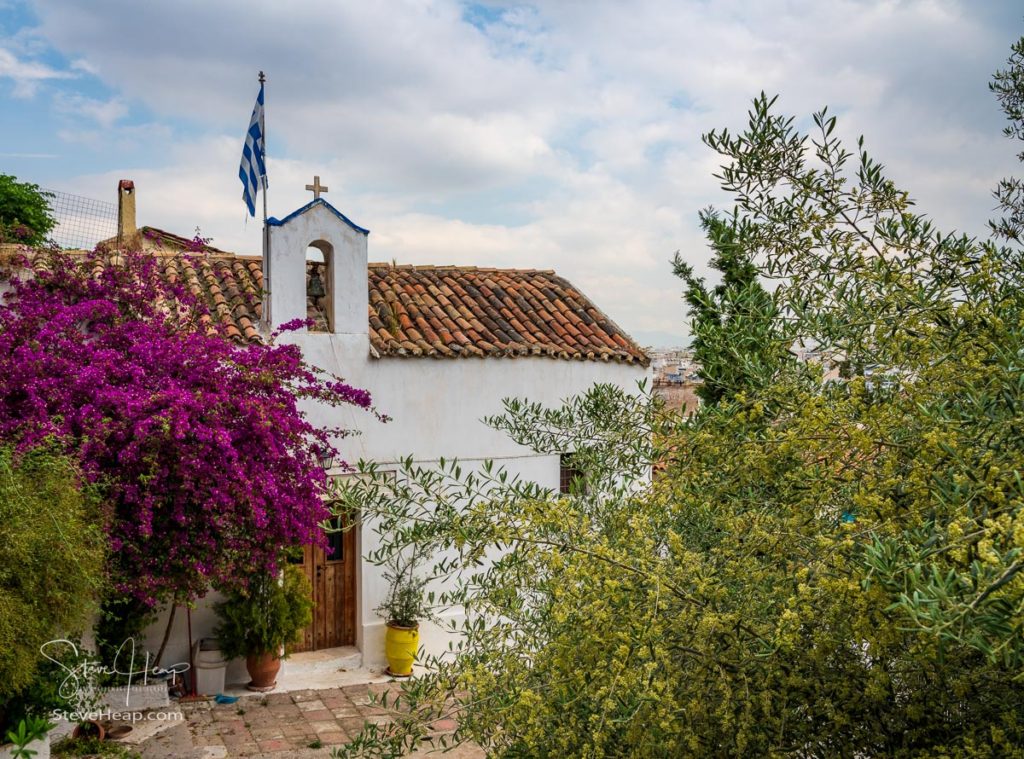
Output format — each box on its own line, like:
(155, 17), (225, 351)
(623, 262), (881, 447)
(138, 682), (483, 758)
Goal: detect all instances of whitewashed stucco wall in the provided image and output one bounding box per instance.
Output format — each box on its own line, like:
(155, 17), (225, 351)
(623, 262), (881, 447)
(141, 339), (647, 676)
(300, 334), (649, 667)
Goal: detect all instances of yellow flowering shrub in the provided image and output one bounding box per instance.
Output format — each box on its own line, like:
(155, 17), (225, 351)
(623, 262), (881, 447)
(333, 50), (1024, 756)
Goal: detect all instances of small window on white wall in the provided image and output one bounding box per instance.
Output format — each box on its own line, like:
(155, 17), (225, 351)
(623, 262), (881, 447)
(559, 453), (584, 495)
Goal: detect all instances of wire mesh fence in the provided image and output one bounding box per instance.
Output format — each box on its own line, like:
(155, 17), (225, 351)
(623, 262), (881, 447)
(43, 188), (118, 250)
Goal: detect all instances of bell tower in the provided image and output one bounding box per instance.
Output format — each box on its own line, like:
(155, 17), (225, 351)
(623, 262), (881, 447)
(263, 178), (369, 338)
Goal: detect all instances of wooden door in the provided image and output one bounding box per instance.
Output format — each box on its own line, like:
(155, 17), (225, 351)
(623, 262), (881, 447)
(293, 515), (356, 652)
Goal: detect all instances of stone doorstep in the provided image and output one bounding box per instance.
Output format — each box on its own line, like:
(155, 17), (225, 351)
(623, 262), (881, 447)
(220, 647), (394, 698)
(285, 646), (363, 673)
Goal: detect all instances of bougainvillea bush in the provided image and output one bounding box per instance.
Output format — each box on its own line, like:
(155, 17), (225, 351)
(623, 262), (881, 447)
(0, 248), (374, 607)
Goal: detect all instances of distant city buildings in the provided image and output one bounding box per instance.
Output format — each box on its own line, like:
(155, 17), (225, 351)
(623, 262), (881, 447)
(648, 344), (841, 416)
(791, 345), (842, 382)
(649, 347), (701, 415)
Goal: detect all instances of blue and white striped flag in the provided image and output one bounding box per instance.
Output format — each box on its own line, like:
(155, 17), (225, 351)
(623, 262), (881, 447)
(238, 83), (266, 217)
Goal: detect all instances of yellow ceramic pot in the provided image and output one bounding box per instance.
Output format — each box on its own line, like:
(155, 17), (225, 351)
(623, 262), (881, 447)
(384, 622), (419, 676)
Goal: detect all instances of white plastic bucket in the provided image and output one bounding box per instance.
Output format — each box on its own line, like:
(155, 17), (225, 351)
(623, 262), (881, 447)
(192, 638), (229, 696)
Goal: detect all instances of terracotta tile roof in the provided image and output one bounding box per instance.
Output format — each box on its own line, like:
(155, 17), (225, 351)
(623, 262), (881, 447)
(1, 247), (266, 343)
(136, 226), (235, 255)
(368, 264), (647, 364)
(2, 247), (648, 366)
(94, 226), (235, 256)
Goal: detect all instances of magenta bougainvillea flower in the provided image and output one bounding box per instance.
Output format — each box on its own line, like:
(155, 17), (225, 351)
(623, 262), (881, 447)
(0, 248), (376, 607)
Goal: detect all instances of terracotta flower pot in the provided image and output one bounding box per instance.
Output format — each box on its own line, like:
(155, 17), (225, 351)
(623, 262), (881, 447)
(72, 719), (106, 740)
(245, 651), (281, 692)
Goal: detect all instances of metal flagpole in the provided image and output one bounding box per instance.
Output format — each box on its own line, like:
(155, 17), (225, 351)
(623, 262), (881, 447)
(259, 70), (271, 328)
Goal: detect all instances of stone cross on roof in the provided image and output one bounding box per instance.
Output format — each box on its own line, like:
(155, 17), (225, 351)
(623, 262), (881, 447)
(305, 175), (328, 200)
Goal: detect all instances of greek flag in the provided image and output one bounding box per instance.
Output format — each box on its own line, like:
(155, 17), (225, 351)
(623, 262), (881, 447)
(238, 83), (266, 217)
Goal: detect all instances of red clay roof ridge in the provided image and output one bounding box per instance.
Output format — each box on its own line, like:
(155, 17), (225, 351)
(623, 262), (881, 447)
(369, 262), (556, 274)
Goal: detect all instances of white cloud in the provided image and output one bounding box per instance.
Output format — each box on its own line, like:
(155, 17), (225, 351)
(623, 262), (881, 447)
(0, 151), (58, 158)
(0, 46), (73, 97)
(18, 0), (1024, 344)
(69, 58), (98, 75)
(53, 92), (127, 127)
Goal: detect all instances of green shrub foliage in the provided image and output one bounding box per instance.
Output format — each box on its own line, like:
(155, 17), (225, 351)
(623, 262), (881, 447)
(375, 542), (435, 628)
(672, 209), (794, 405)
(0, 175), (55, 246)
(214, 564), (313, 659)
(0, 448), (105, 729)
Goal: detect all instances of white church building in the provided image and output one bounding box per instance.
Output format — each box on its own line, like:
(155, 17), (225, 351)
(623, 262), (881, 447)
(110, 181), (651, 682)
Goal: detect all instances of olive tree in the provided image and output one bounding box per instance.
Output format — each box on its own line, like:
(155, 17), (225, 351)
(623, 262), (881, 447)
(990, 34), (1024, 242)
(331, 62), (1024, 759)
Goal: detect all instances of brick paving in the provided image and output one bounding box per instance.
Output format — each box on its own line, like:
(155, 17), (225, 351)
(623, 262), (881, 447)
(151, 681), (483, 758)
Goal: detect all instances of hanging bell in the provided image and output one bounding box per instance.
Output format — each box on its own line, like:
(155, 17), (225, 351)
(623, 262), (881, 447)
(307, 268), (326, 299)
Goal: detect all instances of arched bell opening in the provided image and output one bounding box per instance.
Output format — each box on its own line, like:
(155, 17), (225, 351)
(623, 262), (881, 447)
(305, 241), (334, 332)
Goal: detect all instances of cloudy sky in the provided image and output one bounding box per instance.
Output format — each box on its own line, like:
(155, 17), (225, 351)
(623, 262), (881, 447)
(1, 1), (1020, 346)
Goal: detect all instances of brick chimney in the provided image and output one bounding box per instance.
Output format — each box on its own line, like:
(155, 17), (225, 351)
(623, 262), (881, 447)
(117, 179), (136, 248)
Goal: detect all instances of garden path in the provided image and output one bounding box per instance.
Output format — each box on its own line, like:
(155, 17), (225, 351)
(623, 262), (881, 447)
(136, 682), (483, 758)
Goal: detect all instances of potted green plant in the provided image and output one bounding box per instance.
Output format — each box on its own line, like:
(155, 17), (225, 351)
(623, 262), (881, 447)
(376, 550), (435, 678)
(1, 716), (52, 759)
(214, 565), (313, 691)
